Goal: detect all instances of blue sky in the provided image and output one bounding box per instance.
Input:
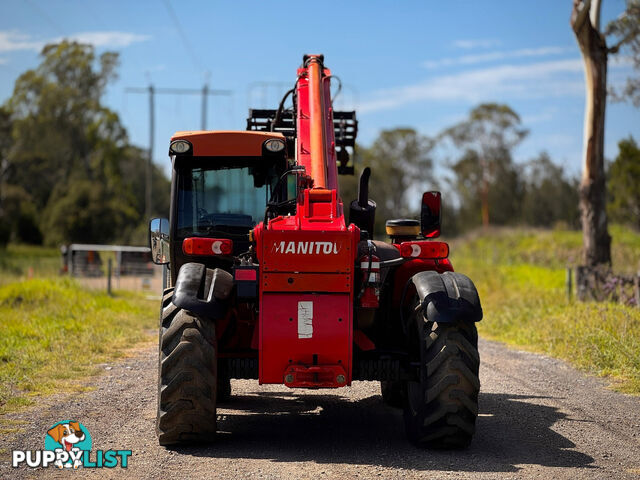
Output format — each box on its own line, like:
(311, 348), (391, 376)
(1, 0), (638, 179)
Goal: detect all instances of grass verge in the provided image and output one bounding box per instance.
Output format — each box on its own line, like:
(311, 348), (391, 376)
(0, 244), (61, 284)
(0, 278), (158, 414)
(451, 226), (640, 394)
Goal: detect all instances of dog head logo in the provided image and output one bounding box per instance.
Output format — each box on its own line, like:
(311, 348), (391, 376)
(47, 422), (85, 451)
(44, 420), (92, 469)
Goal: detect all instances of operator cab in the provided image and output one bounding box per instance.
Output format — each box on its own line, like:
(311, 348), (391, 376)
(165, 131), (288, 280)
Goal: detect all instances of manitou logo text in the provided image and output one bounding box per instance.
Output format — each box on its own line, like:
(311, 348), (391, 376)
(272, 241), (340, 255)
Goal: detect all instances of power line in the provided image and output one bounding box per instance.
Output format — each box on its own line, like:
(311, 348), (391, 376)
(125, 84), (233, 218)
(127, 85), (232, 130)
(161, 0), (203, 74)
(125, 85), (155, 220)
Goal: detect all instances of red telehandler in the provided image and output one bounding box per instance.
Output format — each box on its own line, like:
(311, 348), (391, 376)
(149, 54), (482, 448)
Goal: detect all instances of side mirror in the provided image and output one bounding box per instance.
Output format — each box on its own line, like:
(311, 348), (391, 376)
(149, 218), (170, 265)
(421, 191), (441, 238)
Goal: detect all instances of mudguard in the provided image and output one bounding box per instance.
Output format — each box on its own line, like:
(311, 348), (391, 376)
(172, 262), (233, 319)
(411, 271), (483, 323)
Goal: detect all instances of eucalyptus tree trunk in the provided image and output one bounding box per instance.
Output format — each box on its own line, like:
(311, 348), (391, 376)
(571, 0), (611, 266)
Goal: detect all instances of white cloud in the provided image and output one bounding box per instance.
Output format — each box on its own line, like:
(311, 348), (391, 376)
(0, 31), (42, 53)
(424, 46), (574, 69)
(453, 39), (502, 49)
(358, 59), (586, 114)
(65, 31), (150, 48)
(0, 30), (150, 54)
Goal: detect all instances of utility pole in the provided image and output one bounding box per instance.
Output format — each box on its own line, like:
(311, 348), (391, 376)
(202, 83), (208, 130)
(149, 85), (232, 130)
(126, 83), (232, 218)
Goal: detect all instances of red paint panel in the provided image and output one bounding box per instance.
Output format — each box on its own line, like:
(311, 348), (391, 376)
(259, 293), (352, 385)
(262, 273), (351, 293)
(261, 230), (354, 273)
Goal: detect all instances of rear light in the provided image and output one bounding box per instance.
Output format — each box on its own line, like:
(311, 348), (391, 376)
(399, 241), (449, 259)
(234, 265), (259, 299)
(182, 238), (233, 256)
(437, 258), (454, 270)
(234, 268), (257, 281)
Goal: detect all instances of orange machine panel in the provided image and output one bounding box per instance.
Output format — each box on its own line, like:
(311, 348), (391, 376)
(171, 130), (286, 157)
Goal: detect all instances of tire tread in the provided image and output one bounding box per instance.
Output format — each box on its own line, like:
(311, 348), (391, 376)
(156, 288), (217, 446)
(405, 316), (480, 449)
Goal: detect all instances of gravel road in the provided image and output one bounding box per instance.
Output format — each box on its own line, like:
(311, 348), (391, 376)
(2, 337), (639, 479)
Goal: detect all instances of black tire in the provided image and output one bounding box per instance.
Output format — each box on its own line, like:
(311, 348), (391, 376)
(404, 300), (480, 448)
(216, 363), (232, 403)
(380, 380), (404, 408)
(156, 288), (218, 446)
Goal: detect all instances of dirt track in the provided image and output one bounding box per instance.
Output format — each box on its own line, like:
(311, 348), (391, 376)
(2, 337), (640, 479)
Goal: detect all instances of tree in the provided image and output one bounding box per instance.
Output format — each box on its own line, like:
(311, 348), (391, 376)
(571, 0), (639, 265)
(357, 129), (433, 235)
(41, 179), (137, 246)
(6, 41), (120, 208)
(0, 106), (12, 245)
(608, 136), (640, 229)
(606, 0), (640, 106)
(521, 152), (580, 228)
(447, 149), (485, 230)
(2, 41), (169, 245)
(118, 144), (171, 244)
(441, 103), (528, 229)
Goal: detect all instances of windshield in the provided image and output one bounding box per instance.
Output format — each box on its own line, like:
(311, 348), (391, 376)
(177, 165), (274, 236)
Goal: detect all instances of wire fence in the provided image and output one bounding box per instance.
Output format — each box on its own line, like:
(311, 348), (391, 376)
(62, 244), (165, 296)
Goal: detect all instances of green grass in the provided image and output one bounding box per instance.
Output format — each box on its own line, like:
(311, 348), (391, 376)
(450, 224), (640, 273)
(450, 226), (640, 394)
(0, 278), (157, 413)
(0, 244), (61, 284)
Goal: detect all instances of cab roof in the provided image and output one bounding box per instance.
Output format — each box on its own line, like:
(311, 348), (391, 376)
(170, 130), (286, 157)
